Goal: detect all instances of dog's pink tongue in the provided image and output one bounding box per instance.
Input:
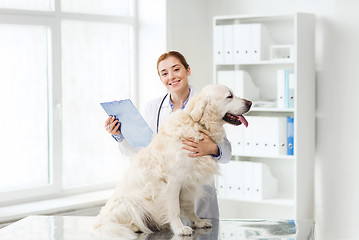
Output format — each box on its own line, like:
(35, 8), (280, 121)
(238, 115), (248, 128)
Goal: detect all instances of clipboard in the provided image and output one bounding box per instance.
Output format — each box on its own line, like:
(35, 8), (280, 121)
(100, 99), (153, 148)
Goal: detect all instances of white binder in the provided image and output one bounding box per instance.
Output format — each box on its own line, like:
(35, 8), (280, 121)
(218, 161), (278, 201)
(215, 23), (273, 64)
(259, 117), (272, 156)
(217, 164), (227, 199)
(218, 162), (235, 199)
(287, 70), (295, 108)
(224, 124), (245, 156)
(243, 161), (254, 200)
(254, 117), (267, 156)
(268, 117), (287, 156)
(242, 116), (252, 156)
(252, 162), (278, 200)
(232, 161), (245, 200)
(242, 116), (254, 156)
(223, 24), (233, 63)
(245, 116), (287, 157)
(233, 24), (251, 62)
(236, 125), (246, 156)
(277, 69), (286, 108)
(213, 25), (224, 64)
(250, 24), (273, 61)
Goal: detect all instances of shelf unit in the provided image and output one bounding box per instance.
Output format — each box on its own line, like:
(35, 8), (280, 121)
(213, 13), (315, 220)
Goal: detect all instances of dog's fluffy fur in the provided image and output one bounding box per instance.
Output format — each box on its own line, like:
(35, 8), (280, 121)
(94, 84), (251, 239)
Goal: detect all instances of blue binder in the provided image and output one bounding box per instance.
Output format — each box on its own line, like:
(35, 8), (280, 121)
(287, 117), (294, 155)
(100, 100), (154, 148)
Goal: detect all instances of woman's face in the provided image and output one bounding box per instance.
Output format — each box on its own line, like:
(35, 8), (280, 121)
(157, 56), (191, 93)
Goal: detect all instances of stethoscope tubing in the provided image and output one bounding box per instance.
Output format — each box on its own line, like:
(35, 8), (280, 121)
(156, 93), (168, 133)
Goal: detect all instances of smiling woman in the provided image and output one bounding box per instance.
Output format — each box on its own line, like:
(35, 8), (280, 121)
(157, 53), (191, 111)
(104, 51), (233, 220)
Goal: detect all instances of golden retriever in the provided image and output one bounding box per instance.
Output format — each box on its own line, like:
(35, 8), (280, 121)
(94, 84), (252, 239)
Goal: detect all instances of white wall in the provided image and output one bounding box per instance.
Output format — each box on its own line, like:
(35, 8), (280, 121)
(166, 0), (212, 91)
(166, 0), (359, 239)
(137, 0), (167, 110)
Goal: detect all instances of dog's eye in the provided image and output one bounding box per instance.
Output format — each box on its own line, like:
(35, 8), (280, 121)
(227, 94), (233, 99)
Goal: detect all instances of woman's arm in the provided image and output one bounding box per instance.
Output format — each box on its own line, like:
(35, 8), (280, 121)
(104, 116), (139, 158)
(182, 133), (232, 164)
(216, 136), (231, 163)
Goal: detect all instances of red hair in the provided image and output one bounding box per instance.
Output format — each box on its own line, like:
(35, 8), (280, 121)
(156, 51), (189, 75)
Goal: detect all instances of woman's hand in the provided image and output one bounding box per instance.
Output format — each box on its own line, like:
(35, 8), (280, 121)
(104, 116), (121, 135)
(182, 132), (220, 158)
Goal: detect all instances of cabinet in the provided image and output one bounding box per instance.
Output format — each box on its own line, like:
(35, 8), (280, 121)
(213, 13), (315, 220)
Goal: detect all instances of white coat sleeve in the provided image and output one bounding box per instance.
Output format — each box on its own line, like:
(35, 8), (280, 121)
(117, 139), (142, 158)
(217, 135), (232, 164)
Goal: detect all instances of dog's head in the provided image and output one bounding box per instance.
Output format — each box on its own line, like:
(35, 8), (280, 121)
(186, 84), (252, 127)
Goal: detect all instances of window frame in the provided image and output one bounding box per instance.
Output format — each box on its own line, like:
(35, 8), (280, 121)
(0, 0), (137, 205)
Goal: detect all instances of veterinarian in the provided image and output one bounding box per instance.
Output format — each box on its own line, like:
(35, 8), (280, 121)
(104, 51), (232, 219)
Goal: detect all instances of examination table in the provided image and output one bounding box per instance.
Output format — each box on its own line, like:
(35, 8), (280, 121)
(0, 215), (314, 239)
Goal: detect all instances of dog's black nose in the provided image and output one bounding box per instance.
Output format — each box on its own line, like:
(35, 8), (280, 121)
(246, 100), (252, 108)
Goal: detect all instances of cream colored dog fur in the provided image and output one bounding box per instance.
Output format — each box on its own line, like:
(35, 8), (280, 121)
(94, 84), (251, 239)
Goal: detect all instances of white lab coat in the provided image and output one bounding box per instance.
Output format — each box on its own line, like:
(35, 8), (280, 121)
(118, 89), (231, 219)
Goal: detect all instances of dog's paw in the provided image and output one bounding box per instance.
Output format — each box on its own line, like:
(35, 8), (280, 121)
(170, 235), (192, 240)
(173, 226), (193, 236)
(193, 219), (212, 229)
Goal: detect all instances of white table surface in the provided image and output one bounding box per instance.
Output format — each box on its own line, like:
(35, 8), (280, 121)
(0, 215), (314, 240)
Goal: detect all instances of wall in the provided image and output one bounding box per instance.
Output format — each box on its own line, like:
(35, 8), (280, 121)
(166, 0), (359, 239)
(137, 0), (167, 110)
(166, 0), (212, 91)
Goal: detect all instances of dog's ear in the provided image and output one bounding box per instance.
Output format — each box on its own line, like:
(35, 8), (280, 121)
(188, 94), (208, 122)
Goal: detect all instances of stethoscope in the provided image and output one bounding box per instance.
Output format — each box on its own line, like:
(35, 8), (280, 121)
(156, 93), (168, 133)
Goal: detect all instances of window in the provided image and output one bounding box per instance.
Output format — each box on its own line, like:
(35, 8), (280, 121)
(61, 20), (131, 188)
(61, 0), (129, 16)
(0, 0), (134, 203)
(0, 0), (52, 11)
(0, 24), (50, 192)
